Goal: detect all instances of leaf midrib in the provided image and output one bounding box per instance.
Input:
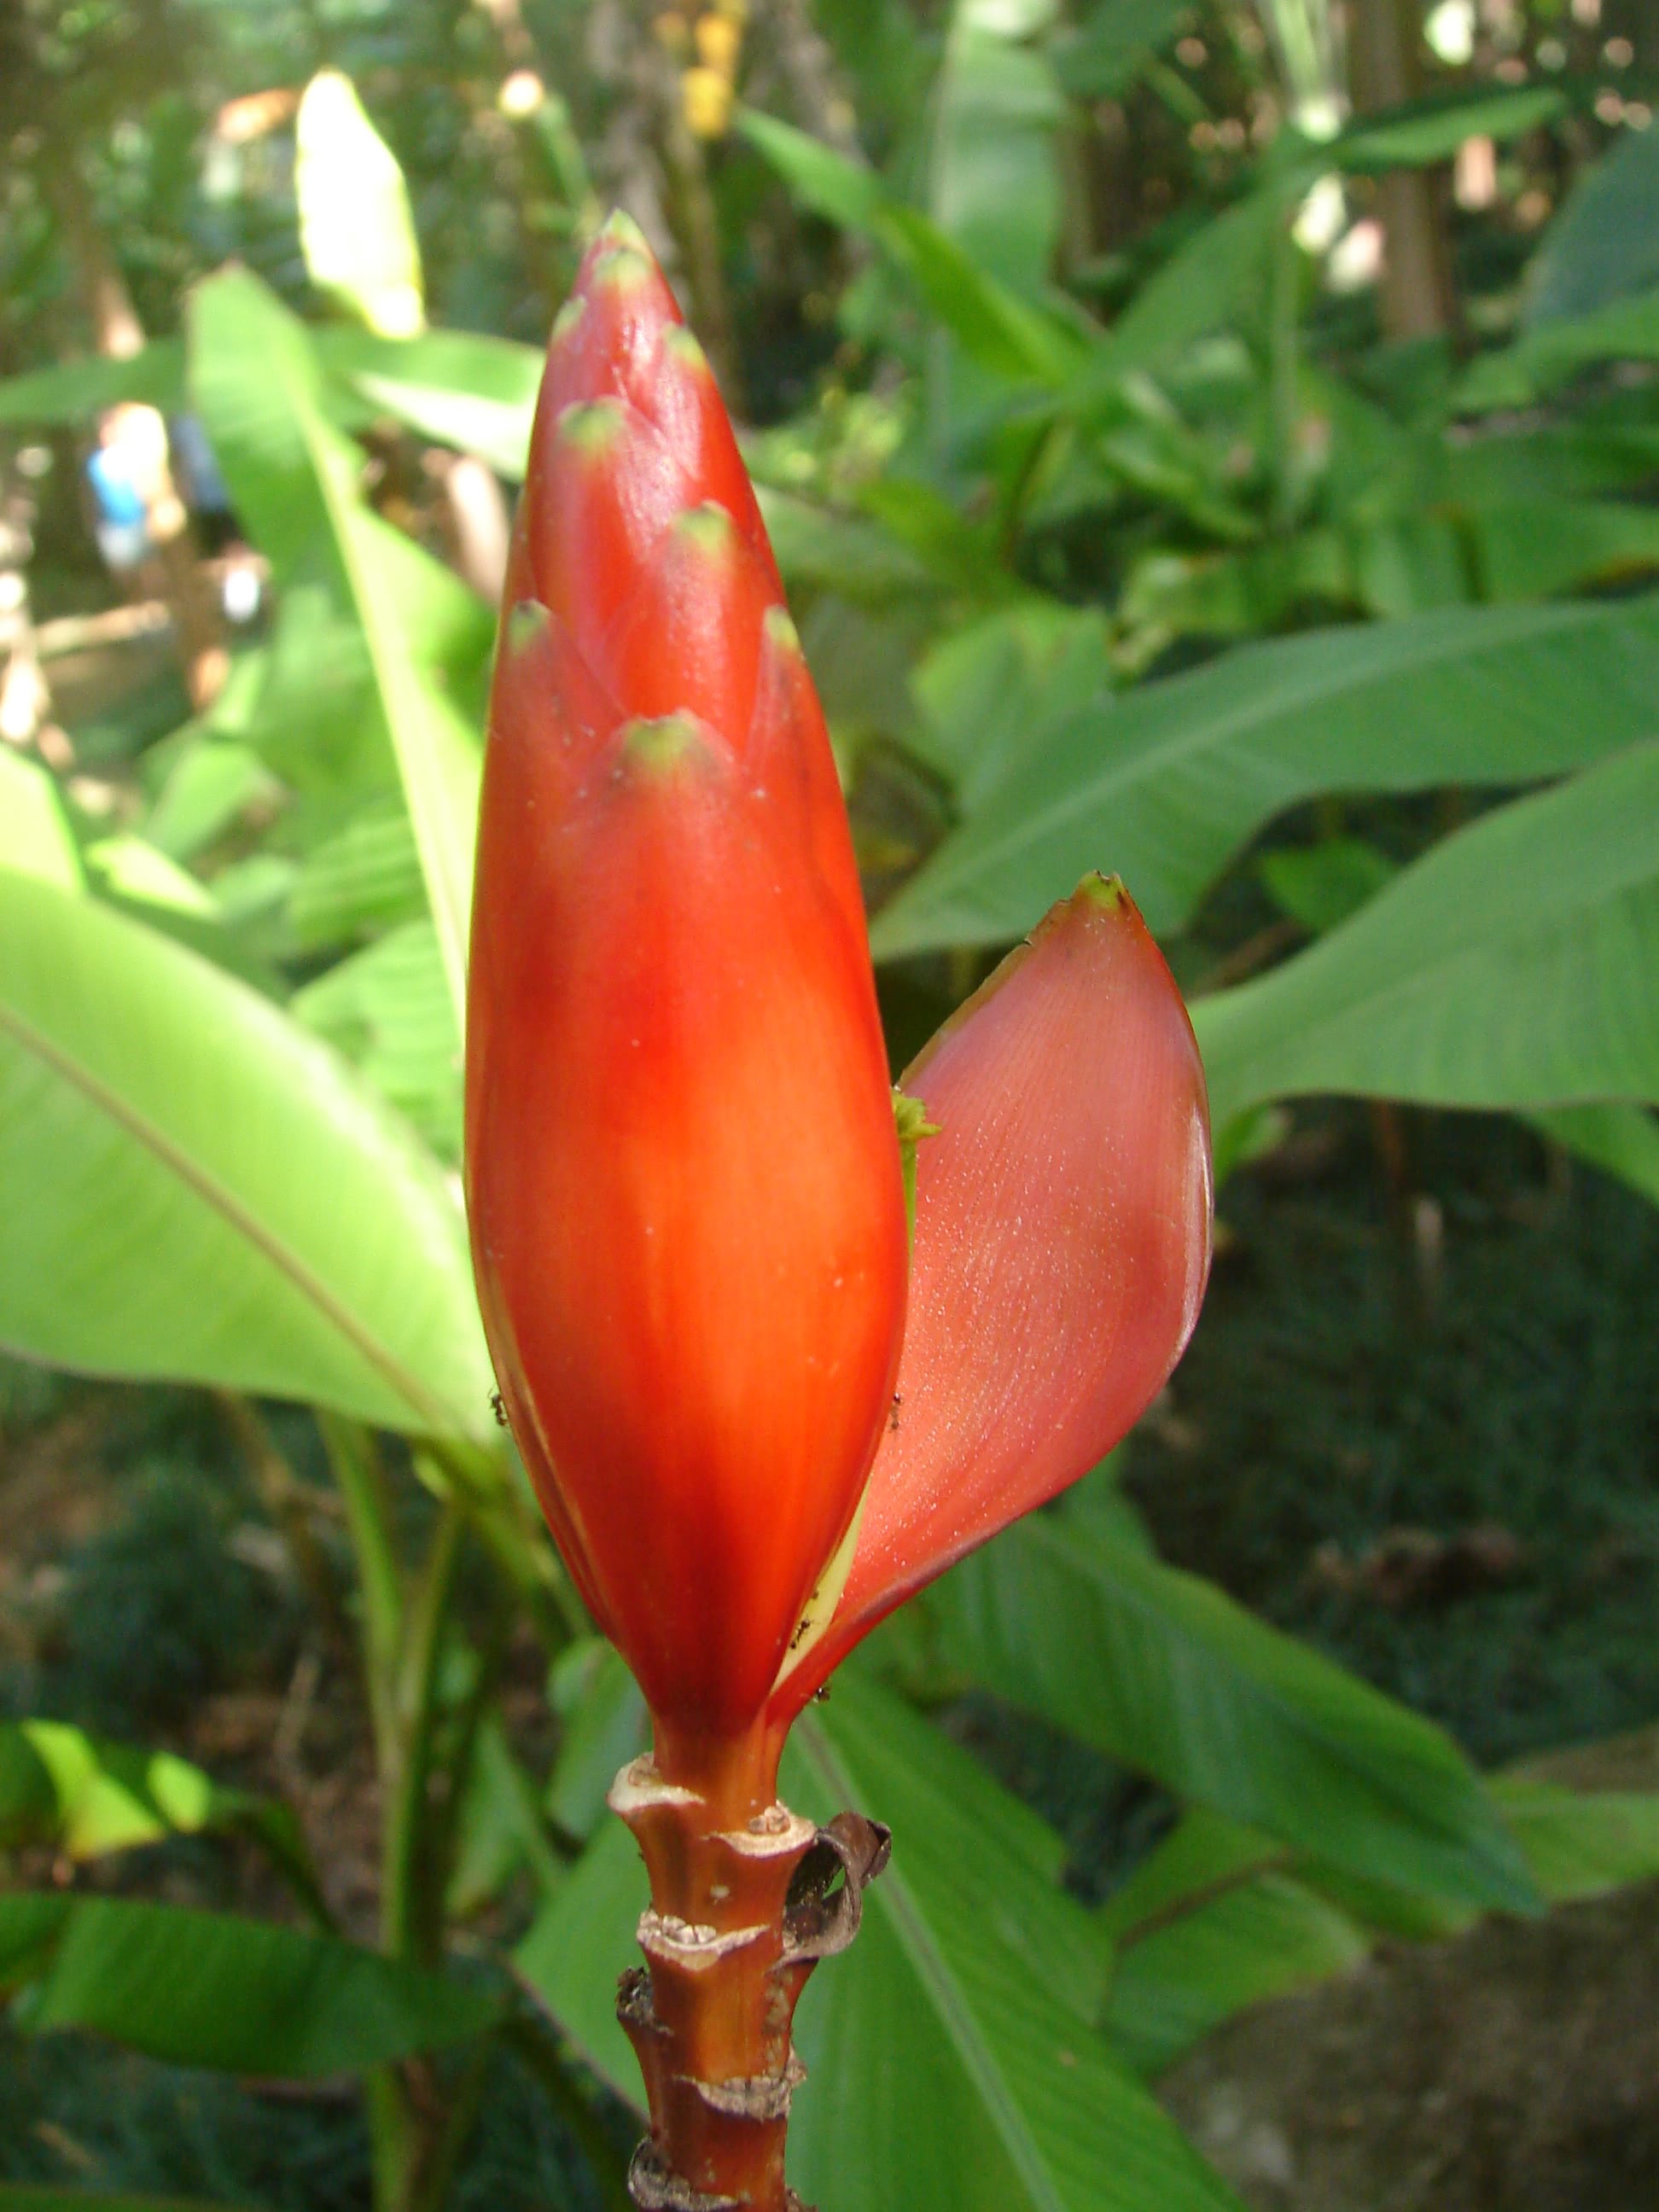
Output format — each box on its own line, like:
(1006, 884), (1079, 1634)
(1022, 1520), (1529, 1906)
(0, 994), (463, 1437)
(795, 1715), (1070, 2212)
(877, 595), (1642, 937)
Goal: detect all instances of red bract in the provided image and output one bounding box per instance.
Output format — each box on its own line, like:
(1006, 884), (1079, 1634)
(465, 213), (1213, 1766)
(465, 214), (909, 1743)
(772, 876), (1213, 1714)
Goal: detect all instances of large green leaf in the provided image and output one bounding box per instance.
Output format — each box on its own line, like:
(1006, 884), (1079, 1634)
(869, 592), (1659, 957)
(1525, 120), (1659, 326)
(0, 1895), (501, 2075)
(1077, 188), (1283, 392)
(1126, 498), (1659, 637)
(1195, 742), (1659, 1123)
(513, 1813), (639, 2098)
(927, 1514), (1535, 1912)
(145, 737), (282, 864)
(786, 1678), (1243, 2212)
(287, 800), (427, 951)
(910, 602), (1113, 808)
(1109, 1867), (1367, 2075)
(0, 2196), (253, 2212)
(1097, 1771), (1659, 2074)
(544, 1640), (647, 1845)
(1333, 84), (1566, 172)
(1052, 0), (1185, 99)
(0, 869), (493, 1438)
(930, 20), (1063, 296)
(189, 270), (486, 1018)
(1097, 1810), (1367, 2074)
(1492, 1775), (1659, 1904)
(518, 1674), (1245, 2211)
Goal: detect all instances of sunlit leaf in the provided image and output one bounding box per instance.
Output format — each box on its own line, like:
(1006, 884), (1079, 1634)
(295, 70), (424, 338)
(0, 869), (493, 1438)
(0, 343), (185, 424)
(189, 271), (486, 1019)
(0, 1720), (323, 1918)
(0, 753), (81, 890)
(293, 920), (462, 1156)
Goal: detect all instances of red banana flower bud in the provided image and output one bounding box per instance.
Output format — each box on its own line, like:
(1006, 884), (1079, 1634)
(465, 213), (909, 1745)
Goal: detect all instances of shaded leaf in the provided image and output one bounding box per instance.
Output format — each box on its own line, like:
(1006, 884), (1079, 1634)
(785, 1676), (1244, 2211)
(1195, 742), (1659, 1123)
(544, 1640), (647, 1845)
(1528, 1102), (1659, 1213)
(1335, 84), (1566, 172)
(870, 593), (1659, 956)
(1526, 121), (1659, 326)
(517, 1674), (1247, 2210)
(0, 1895), (501, 2075)
(0, 2193), (260, 2212)
(1458, 286), (1659, 411)
(738, 107), (1079, 387)
(928, 1515), (1536, 1912)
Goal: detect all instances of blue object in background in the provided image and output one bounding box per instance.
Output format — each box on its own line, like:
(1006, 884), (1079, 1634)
(86, 440), (152, 572)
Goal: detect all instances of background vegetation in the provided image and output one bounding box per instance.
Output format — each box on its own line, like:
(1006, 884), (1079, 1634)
(2, 2), (1657, 2209)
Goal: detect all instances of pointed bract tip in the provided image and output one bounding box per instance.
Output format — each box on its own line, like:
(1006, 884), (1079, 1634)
(556, 397), (627, 454)
(550, 294), (586, 346)
(661, 323), (710, 372)
(616, 711), (717, 776)
(762, 604), (801, 655)
(596, 207), (650, 254)
(673, 501), (738, 558)
(1076, 871), (1128, 911)
(507, 600), (550, 653)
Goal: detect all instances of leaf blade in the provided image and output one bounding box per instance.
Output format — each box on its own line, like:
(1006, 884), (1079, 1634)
(1194, 741), (1659, 1122)
(870, 594), (1659, 958)
(928, 1515), (1536, 1913)
(1, 1895), (501, 2075)
(0, 870), (492, 1437)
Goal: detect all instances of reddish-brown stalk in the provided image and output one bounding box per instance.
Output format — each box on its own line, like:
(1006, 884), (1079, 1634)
(610, 1724), (879, 2212)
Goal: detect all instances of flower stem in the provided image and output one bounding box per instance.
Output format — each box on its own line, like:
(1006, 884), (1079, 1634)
(609, 1722), (816, 2211)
